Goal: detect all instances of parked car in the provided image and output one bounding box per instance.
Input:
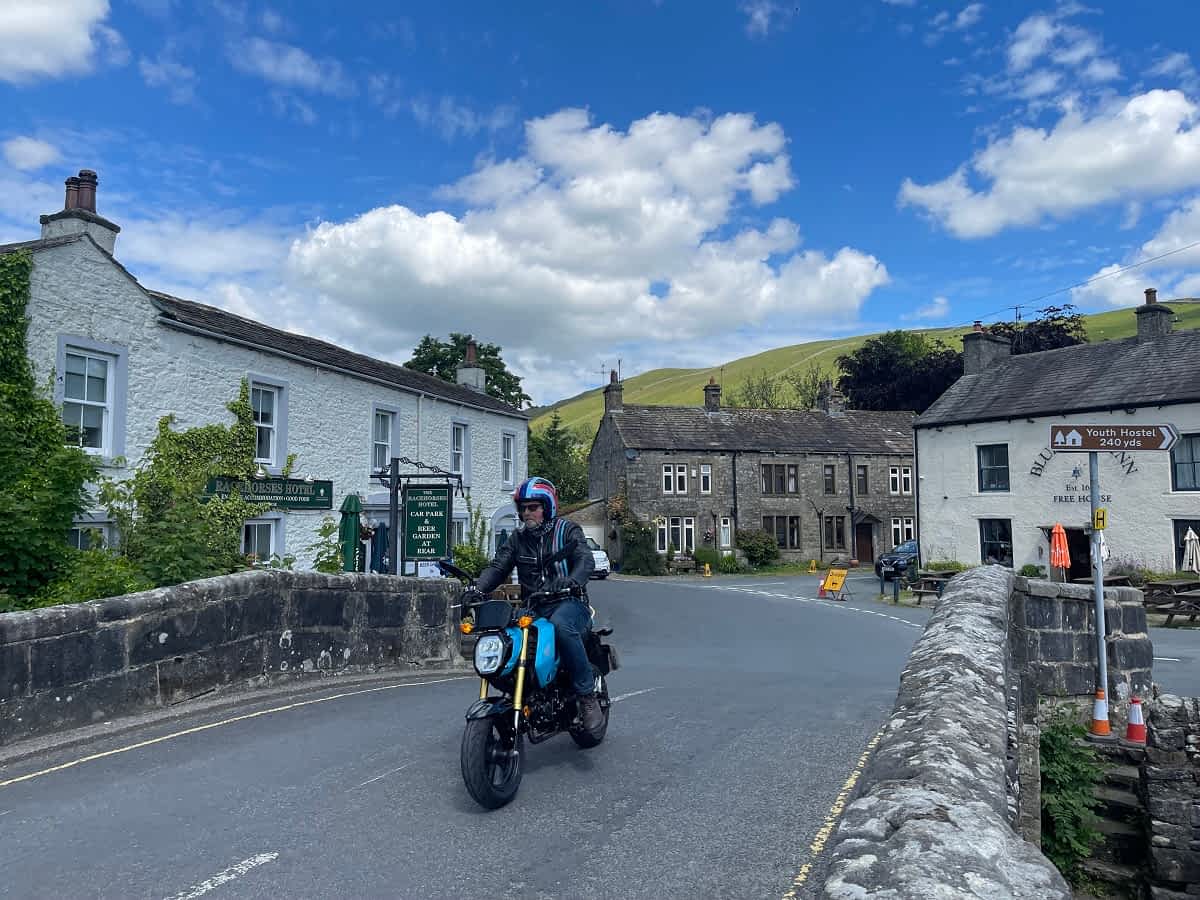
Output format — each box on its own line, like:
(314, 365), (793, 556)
(585, 536), (610, 579)
(875, 539), (919, 581)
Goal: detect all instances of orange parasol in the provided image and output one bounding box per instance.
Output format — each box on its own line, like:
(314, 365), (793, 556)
(1049, 523), (1071, 573)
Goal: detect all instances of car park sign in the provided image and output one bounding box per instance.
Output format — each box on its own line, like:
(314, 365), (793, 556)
(1049, 423), (1179, 452)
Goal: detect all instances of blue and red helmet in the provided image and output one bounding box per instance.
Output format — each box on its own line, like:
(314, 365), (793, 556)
(513, 476), (558, 520)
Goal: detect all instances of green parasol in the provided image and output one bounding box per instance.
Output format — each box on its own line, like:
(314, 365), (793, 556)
(339, 493), (363, 572)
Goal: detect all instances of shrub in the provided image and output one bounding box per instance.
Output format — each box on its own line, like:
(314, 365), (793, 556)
(925, 560), (967, 572)
(1040, 705), (1103, 885)
(28, 549), (153, 610)
(620, 518), (666, 576)
(717, 554), (744, 574)
(1020, 563), (1047, 578)
(305, 516), (343, 573)
(736, 528), (780, 567)
(452, 543), (490, 578)
(693, 547), (720, 570)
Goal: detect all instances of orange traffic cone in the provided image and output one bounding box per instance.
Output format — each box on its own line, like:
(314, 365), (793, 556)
(1088, 689), (1114, 741)
(1123, 697), (1147, 746)
(817, 579), (826, 598)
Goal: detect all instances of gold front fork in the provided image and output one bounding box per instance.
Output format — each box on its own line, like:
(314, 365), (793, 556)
(479, 677), (488, 700)
(511, 625), (530, 733)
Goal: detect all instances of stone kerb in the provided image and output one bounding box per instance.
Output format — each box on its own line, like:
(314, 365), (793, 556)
(822, 566), (1071, 899)
(0, 571), (467, 747)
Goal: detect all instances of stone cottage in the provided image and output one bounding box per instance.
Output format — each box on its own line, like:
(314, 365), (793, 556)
(6, 169), (529, 568)
(588, 373), (916, 565)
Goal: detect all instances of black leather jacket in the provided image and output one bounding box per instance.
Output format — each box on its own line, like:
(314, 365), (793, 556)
(476, 517), (594, 601)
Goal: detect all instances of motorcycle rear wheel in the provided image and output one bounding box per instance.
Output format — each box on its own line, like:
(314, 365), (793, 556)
(569, 667), (610, 749)
(461, 717), (523, 809)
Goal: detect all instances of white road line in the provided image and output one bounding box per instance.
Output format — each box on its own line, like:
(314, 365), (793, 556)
(162, 852), (278, 900)
(1155, 656), (1183, 662)
(612, 688), (659, 703)
(356, 762), (413, 788)
(0, 809), (11, 817)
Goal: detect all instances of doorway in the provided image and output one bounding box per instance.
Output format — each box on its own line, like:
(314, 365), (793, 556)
(855, 523), (874, 563)
(1065, 528), (1091, 582)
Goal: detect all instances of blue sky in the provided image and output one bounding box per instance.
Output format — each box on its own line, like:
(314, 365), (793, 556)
(3, 1), (1200, 405)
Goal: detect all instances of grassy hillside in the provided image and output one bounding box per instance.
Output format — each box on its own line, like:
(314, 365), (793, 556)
(532, 303), (1200, 437)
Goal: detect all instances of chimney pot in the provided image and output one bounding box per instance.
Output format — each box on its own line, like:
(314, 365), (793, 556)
(464, 341), (477, 365)
(64, 176), (80, 210)
(1145, 288), (1157, 305)
(604, 371), (624, 413)
(973, 320), (983, 332)
(1136, 287), (1173, 341)
(75, 169), (98, 213)
(962, 330), (1012, 375)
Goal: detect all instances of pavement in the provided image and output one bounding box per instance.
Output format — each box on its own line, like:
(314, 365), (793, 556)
(0, 572), (923, 900)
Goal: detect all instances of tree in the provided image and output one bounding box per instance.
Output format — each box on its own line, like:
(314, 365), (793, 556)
(836, 331), (963, 414)
(989, 305), (1087, 355)
(528, 412), (589, 504)
(405, 333), (532, 409)
(0, 250), (98, 603)
(724, 363), (828, 409)
(781, 364), (828, 409)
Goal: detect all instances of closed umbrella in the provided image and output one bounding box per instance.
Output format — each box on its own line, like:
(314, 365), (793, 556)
(339, 494), (363, 572)
(1050, 523), (1071, 581)
(1183, 528), (1200, 576)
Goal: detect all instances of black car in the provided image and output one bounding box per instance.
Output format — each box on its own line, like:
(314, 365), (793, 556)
(875, 540), (919, 580)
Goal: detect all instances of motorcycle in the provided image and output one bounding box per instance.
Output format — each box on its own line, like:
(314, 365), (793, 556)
(437, 559), (620, 809)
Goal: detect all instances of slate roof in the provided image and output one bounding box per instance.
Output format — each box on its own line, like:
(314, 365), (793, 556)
(148, 291), (528, 419)
(0, 234), (85, 255)
(917, 327), (1200, 428)
(608, 405), (914, 454)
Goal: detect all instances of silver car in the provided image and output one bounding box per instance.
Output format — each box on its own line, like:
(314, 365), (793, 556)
(585, 536), (610, 579)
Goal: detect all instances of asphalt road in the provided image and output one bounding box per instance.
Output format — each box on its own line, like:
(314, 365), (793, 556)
(0, 572), (926, 900)
(1148, 625), (1200, 697)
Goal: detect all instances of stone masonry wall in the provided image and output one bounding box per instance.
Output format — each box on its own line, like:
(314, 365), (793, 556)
(0, 571), (466, 747)
(821, 566), (1071, 898)
(1142, 695), (1200, 896)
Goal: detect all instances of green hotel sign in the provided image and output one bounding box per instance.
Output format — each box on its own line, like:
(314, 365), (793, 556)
(203, 476), (334, 509)
(404, 486), (451, 560)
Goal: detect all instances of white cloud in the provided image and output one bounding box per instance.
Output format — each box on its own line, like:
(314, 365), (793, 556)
(1148, 52), (1199, 96)
(0, 0), (122, 84)
(739, 1), (794, 38)
(119, 214), (288, 280)
(881, 0), (916, 6)
(409, 96), (517, 141)
(139, 52), (197, 104)
(900, 90), (1200, 238)
(955, 4), (984, 30)
(228, 37), (354, 96)
(904, 296), (951, 321)
(925, 3), (985, 45)
(284, 108), (888, 402)
(2, 136), (61, 171)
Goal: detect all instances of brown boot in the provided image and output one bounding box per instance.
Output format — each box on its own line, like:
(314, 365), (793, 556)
(579, 692), (604, 735)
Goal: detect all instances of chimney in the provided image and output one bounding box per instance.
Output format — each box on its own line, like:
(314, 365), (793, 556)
(454, 340), (487, 393)
(603, 369), (623, 413)
(1135, 286), (1173, 341)
(703, 377), (721, 412)
(817, 378), (845, 417)
(40, 168), (121, 254)
(962, 327), (1011, 375)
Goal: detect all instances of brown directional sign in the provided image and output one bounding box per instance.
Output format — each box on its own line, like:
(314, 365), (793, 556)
(1049, 423), (1179, 452)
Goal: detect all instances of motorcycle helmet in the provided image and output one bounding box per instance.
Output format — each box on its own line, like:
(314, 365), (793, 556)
(513, 476), (558, 520)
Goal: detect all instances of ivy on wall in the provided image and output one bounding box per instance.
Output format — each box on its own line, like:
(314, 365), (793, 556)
(0, 250), (98, 604)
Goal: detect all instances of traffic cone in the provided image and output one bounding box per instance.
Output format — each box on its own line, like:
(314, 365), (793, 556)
(1087, 689), (1115, 741)
(817, 578), (826, 598)
(1123, 697), (1147, 746)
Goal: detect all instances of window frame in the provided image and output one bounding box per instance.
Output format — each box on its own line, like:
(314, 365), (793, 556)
(979, 518), (1014, 567)
(663, 464), (675, 495)
(700, 463), (712, 495)
(501, 431), (516, 487)
(823, 464), (836, 495)
(976, 444), (1010, 493)
(669, 516), (682, 552)
(719, 516), (732, 549)
(248, 373), (289, 475)
(675, 464), (688, 495)
(901, 466), (913, 495)
(371, 404), (398, 475)
(1172, 434), (1200, 492)
(657, 520), (668, 552)
(682, 516), (695, 553)
(241, 513), (285, 565)
(856, 464), (869, 496)
(891, 517), (903, 547)
(56, 335), (127, 461)
(823, 515), (846, 550)
(450, 421), (471, 485)
(889, 467), (901, 495)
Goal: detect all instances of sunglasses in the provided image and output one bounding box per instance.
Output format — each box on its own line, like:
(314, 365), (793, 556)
(518, 502), (543, 512)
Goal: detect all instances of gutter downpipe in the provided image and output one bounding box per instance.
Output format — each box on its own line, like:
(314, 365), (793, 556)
(913, 425), (922, 570)
(731, 451), (739, 532)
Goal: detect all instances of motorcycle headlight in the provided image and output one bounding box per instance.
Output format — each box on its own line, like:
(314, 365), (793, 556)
(473, 635), (505, 675)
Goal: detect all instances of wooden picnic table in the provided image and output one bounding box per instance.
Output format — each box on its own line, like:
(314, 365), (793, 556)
(1149, 588), (1200, 626)
(910, 571), (956, 605)
(1146, 579), (1200, 594)
(1070, 575), (1132, 587)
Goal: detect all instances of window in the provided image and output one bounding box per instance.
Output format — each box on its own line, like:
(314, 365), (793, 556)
(890, 517), (915, 545)
(451, 423), (468, 478)
(501, 433), (515, 486)
(856, 465), (869, 495)
(890, 466), (913, 495)
(663, 464), (674, 494)
(977, 445), (1010, 492)
(1172, 435), (1200, 491)
(719, 517), (732, 548)
(683, 517), (695, 552)
(823, 516), (846, 550)
(251, 385), (277, 464)
(62, 349), (113, 453)
(979, 519), (1013, 567)
(700, 464), (712, 494)
(1174, 519), (1200, 569)
(761, 464), (797, 494)
(889, 467), (901, 495)
(372, 410), (393, 473)
(242, 519), (275, 563)
(901, 467), (913, 495)
(452, 518), (466, 546)
(787, 464), (798, 494)
(68, 524), (106, 550)
(762, 516), (801, 549)
(675, 464), (687, 495)
(823, 464), (836, 494)
(669, 517), (682, 551)
(657, 520), (668, 552)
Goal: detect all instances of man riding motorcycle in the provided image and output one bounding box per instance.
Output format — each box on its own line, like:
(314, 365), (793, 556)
(474, 476), (602, 736)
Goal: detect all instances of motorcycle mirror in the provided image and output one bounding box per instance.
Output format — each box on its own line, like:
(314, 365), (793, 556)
(437, 559), (472, 583)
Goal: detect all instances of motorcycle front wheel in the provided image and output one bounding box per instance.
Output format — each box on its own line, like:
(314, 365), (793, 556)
(461, 717), (523, 809)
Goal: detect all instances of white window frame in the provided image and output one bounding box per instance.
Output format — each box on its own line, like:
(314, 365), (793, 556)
(901, 467), (913, 496)
(657, 520), (668, 552)
(61, 347), (114, 456)
(248, 374), (289, 474)
(371, 407), (395, 474)
(242, 518), (277, 564)
(891, 518), (903, 547)
(57, 335), (127, 462)
(903, 517), (915, 542)
(700, 463), (712, 495)
(451, 518), (467, 547)
(683, 517), (695, 552)
(501, 432), (516, 487)
(68, 522), (109, 550)
(662, 464), (674, 494)
(719, 516), (732, 549)
(889, 467), (901, 495)
(675, 464), (687, 495)
(251, 385), (277, 465)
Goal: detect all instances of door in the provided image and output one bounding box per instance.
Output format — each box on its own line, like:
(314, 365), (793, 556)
(855, 523), (874, 563)
(1065, 528), (1091, 582)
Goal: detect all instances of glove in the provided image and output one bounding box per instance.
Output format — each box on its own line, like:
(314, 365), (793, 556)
(543, 576), (579, 596)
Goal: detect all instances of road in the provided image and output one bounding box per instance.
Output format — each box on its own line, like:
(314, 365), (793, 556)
(1149, 625), (1200, 697)
(0, 572), (926, 900)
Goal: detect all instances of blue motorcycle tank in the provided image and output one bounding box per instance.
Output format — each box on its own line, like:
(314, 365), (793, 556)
(498, 618), (558, 687)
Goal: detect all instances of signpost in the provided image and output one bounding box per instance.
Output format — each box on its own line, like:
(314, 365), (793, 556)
(1048, 422), (1178, 741)
(403, 485), (452, 565)
(203, 476), (333, 509)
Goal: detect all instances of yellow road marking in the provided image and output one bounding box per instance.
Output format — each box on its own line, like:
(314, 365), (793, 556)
(0, 675), (471, 790)
(781, 729), (883, 899)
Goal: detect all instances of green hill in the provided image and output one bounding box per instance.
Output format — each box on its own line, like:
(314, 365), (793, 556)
(532, 303), (1200, 437)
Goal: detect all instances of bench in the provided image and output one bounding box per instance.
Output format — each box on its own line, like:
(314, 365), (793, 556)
(911, 587), (942, 605)
(1145, 589), (1200, 626)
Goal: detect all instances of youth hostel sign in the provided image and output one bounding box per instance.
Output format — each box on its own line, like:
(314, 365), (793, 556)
(404, 486), (451, 560)
(1049, 424), (1179, 452)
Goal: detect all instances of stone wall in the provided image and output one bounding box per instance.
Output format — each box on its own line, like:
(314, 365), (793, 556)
(821, 566), (1072, 898)
(1143, 695), (1200, 895)
(0, 571), (466, 747)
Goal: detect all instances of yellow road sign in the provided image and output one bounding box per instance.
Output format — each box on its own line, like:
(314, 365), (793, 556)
(1093, 508), (1107, 530)
(823, 568), (847, 594)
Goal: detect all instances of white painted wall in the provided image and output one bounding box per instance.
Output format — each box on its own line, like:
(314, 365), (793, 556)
(23, 237), (528, 567)
(917, 408), (1200, 572)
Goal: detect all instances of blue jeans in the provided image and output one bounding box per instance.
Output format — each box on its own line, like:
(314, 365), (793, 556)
(548, 599), (595, 697)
